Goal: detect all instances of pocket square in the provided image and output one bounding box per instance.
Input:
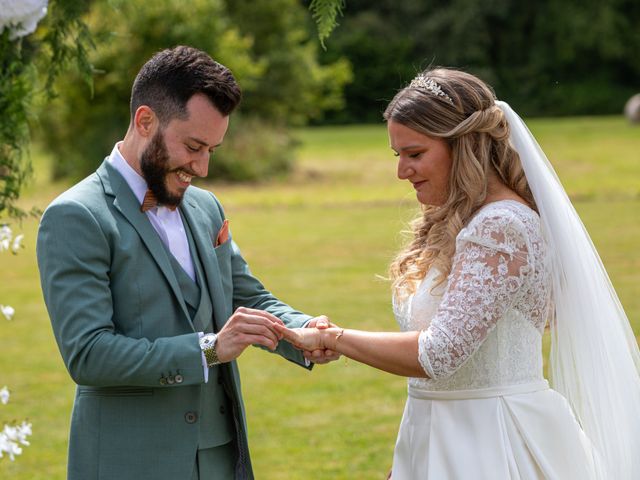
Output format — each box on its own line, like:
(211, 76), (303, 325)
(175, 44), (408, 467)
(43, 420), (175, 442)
(215, 219), (229, 247)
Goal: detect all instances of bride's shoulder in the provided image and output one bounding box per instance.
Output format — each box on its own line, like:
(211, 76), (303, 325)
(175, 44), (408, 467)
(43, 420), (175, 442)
(459, 200), (541, 243)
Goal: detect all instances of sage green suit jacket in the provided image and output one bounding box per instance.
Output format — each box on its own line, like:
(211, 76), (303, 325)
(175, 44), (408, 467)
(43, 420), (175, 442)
(37, 160), (310, 480)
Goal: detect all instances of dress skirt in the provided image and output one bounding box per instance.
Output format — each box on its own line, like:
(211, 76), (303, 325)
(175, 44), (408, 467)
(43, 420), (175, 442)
(391, 381), (598, 480)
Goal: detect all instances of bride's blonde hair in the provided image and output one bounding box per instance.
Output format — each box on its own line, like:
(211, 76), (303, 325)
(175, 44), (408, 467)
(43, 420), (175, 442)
(385, 68), (535, 298)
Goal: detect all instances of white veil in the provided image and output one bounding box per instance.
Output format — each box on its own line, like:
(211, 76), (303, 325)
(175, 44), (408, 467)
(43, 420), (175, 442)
(496, 101), (640, 479)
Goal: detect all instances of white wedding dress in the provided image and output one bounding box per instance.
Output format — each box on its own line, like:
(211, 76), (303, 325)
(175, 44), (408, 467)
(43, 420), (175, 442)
(391, 200), (599, 479)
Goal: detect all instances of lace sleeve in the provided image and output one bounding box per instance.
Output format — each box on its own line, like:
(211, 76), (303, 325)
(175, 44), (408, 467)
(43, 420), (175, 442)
(418, 211), (533, 379)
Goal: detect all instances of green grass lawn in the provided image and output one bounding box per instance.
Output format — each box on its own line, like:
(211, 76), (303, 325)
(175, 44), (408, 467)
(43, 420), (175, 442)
(1, 116), (638, 478)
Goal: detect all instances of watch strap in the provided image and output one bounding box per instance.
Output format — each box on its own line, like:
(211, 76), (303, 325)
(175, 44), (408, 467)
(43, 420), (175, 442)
(200, 333), (220, 366)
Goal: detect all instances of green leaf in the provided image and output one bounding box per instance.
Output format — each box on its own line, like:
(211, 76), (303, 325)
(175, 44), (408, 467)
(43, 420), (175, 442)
(309, 0), (344, 49)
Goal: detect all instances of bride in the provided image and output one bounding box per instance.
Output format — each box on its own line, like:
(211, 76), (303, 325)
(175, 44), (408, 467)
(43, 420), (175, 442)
(275, 68), (640, 479)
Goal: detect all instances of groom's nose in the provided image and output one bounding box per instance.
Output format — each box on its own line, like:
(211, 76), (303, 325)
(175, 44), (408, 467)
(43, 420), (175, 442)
(191, 154), (209, 178)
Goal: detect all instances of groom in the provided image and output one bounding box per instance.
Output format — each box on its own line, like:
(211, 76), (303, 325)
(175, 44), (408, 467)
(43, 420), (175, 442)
(37, 46), (336, 480)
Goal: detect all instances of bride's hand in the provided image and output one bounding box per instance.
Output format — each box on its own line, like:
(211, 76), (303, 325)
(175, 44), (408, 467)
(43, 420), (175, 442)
(304, 316), (341, 364)
(275, 324), (325, 351)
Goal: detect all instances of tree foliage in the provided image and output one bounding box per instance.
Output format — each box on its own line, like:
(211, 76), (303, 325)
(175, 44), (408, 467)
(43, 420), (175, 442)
(319, 0), (640, 122)
(0, 29), (34, 219)
(0, 0), (92, 219)
(38, 0), (352, 182)
(224, 0), (351, 125)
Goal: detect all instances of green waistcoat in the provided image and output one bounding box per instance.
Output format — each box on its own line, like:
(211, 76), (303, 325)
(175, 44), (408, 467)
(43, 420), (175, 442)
(166, 216), (234, 449)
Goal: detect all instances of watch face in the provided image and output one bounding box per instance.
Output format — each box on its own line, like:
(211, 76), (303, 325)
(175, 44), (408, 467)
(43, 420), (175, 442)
(201, 333), (217, 348)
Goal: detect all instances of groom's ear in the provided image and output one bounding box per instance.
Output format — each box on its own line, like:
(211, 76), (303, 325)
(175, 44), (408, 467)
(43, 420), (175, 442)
(133, 105), (157, 138)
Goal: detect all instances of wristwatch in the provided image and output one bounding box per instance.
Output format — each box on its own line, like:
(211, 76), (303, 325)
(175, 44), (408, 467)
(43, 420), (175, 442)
(200, 333), (221, 366)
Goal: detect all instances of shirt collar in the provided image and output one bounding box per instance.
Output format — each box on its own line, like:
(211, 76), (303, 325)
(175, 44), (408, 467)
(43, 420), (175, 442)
(107, 142), (150, 207)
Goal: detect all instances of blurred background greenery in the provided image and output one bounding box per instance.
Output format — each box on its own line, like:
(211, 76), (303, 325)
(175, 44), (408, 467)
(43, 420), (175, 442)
(1, 0), (639, 478)
(38, 0), (352, 182)
(318, 0), (640, 122)
(26, 0), (640, 186)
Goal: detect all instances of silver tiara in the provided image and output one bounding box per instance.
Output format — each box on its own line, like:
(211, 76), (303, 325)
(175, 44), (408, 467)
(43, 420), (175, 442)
(409, 75), (454, 104)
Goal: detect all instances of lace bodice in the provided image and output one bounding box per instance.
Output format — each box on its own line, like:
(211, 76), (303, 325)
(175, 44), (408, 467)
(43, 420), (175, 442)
(394, 200), (552, 391)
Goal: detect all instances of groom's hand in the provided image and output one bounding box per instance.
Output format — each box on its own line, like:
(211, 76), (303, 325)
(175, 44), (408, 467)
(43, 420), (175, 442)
(216, 307), (284, 363)
(304, 316), (341, 364)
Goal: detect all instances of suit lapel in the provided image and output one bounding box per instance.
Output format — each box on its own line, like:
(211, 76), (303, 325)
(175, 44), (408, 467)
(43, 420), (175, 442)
(96, 161), (192, 326)
(180, 193), (228, 333)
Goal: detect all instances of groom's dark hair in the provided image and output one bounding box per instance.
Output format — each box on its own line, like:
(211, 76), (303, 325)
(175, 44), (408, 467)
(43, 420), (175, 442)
(130, 45), (241, 124)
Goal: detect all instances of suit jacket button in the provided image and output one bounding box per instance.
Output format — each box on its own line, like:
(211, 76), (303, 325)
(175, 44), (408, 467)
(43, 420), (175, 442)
(175, 374), (183, 384)
(219, 405), (226, 415)
(159, 377), (167, 386)
(185, 412), (198, 424)
(167, 376), (175, 385)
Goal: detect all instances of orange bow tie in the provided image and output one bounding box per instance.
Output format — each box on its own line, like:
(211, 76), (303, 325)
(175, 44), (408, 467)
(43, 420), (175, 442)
(140, 190), (177, 212)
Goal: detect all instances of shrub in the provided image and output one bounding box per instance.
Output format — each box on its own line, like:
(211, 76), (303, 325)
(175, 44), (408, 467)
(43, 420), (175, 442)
(209, 116), (296, 182)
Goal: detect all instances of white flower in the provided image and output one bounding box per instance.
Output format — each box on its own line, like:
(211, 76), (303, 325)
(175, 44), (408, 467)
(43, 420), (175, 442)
(0, 388), (32, 462)
(0, 225), (11, 252)
(0, 305), (15, 321)
(11, 234), (24, 254)
(0, 0), (48, 40)
(0, 421), (32, 461)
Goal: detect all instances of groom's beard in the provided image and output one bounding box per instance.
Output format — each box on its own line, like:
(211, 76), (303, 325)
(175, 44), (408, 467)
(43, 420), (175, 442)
(140, 131), (184, 209)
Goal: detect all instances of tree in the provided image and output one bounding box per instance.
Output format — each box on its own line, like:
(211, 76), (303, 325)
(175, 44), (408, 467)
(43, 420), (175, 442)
(38, 0), (352, 182)
(224, 0), (351, 125)
(0, 0), (92, 219)
(319, 0), (640, 122)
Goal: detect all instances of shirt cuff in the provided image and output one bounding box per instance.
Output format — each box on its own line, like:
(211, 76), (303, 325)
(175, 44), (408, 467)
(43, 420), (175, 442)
(301, 319), (312, 367)
(198, 332), (209, 383)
